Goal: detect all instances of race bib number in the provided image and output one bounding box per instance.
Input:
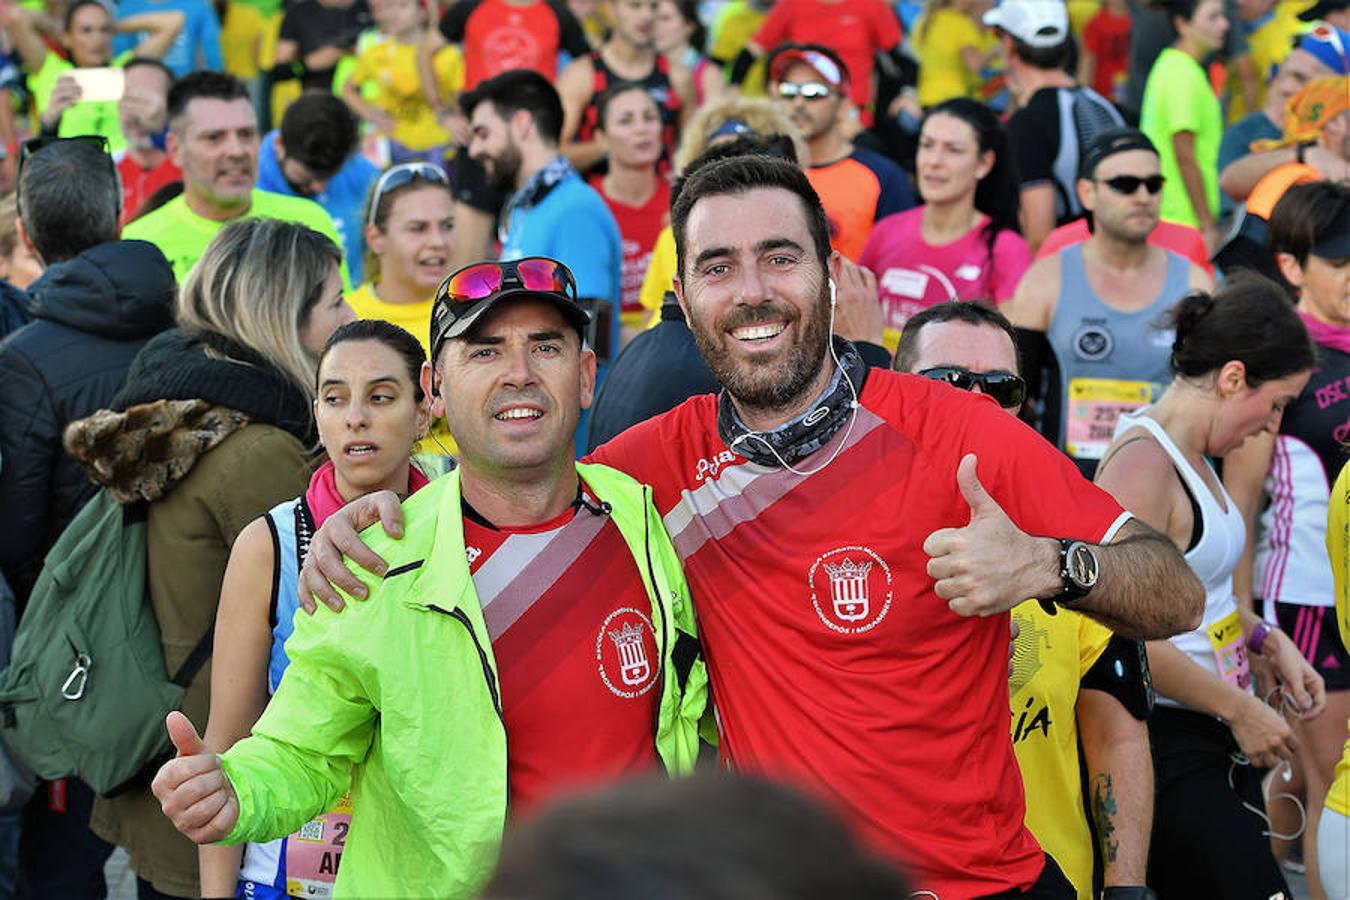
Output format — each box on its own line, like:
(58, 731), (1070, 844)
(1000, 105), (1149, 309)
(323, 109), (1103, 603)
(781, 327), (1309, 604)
(1065, 378), (1154, 460)
(1207, 610), (1252, 691)
(285, 794), (352, 898)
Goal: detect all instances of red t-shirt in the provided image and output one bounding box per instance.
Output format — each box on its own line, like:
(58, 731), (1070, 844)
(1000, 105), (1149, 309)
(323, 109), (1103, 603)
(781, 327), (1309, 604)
(1083, 7), (1132, 104)
(752, 0), (901, 110)
(464, 494), (662, 817)
(116, 153), (182, 223)
(594, 179), (670, 315)
(448, 0), (563, 89)
(589, 370), (1130, 897)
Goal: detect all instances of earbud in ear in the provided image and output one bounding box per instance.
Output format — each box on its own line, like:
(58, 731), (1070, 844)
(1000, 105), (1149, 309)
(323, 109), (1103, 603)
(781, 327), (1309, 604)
(829, 279), (837, 306)
(431, 381), (441, 398)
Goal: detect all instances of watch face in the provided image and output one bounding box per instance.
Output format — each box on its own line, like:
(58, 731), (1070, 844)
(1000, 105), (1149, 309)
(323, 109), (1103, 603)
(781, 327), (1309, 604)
(1069, 542), (1099, 588)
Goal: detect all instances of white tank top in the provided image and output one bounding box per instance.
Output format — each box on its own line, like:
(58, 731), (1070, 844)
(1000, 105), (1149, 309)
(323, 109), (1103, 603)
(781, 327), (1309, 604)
(1112, 410), (1250, 708)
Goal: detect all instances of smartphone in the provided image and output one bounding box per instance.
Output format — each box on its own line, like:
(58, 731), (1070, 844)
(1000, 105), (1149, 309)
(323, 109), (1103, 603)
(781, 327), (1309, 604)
(68, 68), (125, 103)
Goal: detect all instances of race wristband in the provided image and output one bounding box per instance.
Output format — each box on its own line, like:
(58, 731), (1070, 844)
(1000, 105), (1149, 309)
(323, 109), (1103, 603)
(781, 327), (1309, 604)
(1247, 621), (1272, 655)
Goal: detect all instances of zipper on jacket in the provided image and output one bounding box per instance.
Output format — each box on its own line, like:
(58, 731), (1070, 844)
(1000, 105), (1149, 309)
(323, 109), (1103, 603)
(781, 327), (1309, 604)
(642, 485), (671, 742)
(427, 602), (512, 820)
(427, 604), (503, 719)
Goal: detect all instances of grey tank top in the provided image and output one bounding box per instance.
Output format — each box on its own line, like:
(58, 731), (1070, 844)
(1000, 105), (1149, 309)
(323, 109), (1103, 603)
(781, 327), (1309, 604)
(1048, 242), (1190, 474)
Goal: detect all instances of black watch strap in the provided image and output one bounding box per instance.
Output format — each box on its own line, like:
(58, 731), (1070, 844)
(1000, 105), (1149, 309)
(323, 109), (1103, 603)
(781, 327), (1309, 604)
(1101, 888), (1158, 900)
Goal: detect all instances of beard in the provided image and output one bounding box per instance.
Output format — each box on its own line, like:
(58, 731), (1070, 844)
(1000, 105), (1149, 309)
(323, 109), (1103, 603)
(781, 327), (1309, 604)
(482, 142), (523, 193)
(688, 280), (832, 416)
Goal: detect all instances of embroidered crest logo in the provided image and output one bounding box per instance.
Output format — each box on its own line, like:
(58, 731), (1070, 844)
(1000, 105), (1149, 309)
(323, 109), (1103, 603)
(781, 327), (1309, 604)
(596, 608), (661, 698)
(808, 546), (892, 634)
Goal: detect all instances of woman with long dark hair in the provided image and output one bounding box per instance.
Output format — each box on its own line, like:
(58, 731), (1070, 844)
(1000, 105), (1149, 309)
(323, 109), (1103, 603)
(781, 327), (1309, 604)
(860, 97), (1029, 336)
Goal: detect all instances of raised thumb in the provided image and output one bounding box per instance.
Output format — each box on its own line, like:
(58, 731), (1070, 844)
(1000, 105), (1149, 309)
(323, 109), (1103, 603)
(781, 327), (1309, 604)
(956, 453), (999, 519)
(165, 710), (206, 757)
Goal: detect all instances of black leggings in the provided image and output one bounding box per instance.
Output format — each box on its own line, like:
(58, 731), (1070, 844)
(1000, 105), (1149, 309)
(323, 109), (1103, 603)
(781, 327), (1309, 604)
(1147, 706), (1291, 899)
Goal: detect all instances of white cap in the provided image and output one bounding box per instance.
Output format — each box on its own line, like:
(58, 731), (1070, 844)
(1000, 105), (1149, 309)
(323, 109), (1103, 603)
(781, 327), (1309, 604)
(983, 0), (1069, 49)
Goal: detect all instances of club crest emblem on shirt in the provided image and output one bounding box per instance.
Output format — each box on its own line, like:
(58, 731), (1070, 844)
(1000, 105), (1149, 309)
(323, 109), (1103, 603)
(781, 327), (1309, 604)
(596, 608), (661, 698)
(808, 546), (893, 634)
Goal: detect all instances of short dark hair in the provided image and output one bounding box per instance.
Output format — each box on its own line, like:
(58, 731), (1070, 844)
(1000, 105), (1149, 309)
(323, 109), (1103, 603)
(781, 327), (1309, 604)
(18, 139), (120, 263)
(319, 319), (428, 403)
(483, 773), (910, 899)
(460, 69), (564, 145)
(63, 0), (108, 32)
(892, 302), (1021, 375)
(168, 70), (251, 130)
(670, 133), (799, 206)
(670, 155), (831, 280)
(1269, 180), (1350, 267)
(123, 56), (174, 85)
(280, 91), (359, 177)
(1169, 274), (1315, 385)
(1008, 35), (1071, 70)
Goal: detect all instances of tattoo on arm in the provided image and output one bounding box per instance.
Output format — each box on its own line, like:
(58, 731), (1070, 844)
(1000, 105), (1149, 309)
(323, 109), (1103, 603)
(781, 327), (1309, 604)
(1092, 773), (1120, 866)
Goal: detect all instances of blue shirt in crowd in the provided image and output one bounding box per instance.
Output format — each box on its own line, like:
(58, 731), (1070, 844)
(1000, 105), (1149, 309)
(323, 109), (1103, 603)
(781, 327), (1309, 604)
(257, 131), (381, 286)
(115, 0), (222, 75)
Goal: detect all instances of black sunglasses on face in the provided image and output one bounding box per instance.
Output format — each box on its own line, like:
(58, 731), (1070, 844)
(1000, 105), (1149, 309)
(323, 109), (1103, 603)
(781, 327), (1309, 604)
(918, 366), (1027, 409)
(1099, 174), (1165, 196)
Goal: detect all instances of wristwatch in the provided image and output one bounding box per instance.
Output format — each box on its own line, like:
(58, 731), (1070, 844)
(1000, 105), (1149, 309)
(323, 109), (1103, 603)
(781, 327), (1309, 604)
(1040, 539), (1099, 611)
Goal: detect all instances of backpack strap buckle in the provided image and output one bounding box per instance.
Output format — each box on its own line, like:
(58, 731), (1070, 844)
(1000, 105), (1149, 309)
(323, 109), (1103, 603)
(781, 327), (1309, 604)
(60, 653), (91, 701)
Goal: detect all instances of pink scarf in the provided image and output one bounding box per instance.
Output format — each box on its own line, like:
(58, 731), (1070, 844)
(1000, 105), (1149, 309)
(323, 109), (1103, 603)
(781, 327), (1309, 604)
(304, 459), (430, 527)
(1299, 311), (1350, 355)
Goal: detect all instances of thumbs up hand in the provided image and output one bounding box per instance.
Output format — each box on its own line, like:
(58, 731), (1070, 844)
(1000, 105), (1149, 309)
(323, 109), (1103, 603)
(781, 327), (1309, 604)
(151, 711), (239, 844)
(923, 454), (1062, 617)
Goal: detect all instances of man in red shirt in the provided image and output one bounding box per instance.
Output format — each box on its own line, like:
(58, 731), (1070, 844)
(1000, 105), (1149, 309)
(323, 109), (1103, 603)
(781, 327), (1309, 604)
(304, 157), (1204, 898)
(114, 58), (181, 221)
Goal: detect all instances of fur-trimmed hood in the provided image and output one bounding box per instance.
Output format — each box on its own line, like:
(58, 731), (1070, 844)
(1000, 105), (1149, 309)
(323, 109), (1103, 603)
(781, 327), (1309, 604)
(64, 400), (250, 503)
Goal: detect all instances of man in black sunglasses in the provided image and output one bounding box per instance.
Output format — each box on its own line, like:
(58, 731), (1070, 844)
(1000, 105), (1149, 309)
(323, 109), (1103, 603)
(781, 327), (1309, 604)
(1007, 127), (1214, 479)
(894, 301), (1158, 900)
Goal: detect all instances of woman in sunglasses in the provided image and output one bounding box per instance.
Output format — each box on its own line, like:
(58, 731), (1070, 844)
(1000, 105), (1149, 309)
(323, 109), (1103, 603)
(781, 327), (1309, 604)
(859, 97), (1029, 340)
(1093, 276), (1324, 898)
(348, 162), (456, 455)
(199, 320), (430, 900)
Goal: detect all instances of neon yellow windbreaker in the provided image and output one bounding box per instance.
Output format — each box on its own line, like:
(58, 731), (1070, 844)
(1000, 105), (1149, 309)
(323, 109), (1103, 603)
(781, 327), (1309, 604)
(1324, 465), (1350, 817)
(219, 463), (711, 898)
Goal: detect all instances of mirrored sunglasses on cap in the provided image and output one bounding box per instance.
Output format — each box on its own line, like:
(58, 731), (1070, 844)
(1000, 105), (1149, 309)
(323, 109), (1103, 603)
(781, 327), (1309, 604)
(918, 366), (1027, 409)
(366, 162), (449, 226)
(430, 257), (587, 358)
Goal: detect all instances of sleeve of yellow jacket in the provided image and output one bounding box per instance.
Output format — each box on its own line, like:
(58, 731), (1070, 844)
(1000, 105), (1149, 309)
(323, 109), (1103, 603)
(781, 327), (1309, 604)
(218, 567), (383, 844)
(1324, 465), (1350, 818)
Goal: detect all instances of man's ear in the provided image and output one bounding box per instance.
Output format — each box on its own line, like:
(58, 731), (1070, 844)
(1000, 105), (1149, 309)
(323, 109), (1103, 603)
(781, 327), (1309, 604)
(166, 129), (183, 169)
(671, 277), (693, 325)
(420, 360), (445, 419)
(15, 218), (41, 267)
(578, 345), (598, 410)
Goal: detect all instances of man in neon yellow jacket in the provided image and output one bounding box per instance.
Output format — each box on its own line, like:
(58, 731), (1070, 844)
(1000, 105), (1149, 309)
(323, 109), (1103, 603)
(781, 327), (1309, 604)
(151, 258), (711, 899)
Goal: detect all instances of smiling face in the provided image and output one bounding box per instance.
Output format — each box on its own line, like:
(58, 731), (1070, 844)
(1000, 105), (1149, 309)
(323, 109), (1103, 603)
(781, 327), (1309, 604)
(437, 298), (596, 479)
(368, 184), (455, 295)
(316, 338), (429, 499)
(170, 97), (260, 213)
(916, 112), (992, 208)
(599, 88), (663, 168)
(675, 186), (835, 422)
(469, 101), (524, 192)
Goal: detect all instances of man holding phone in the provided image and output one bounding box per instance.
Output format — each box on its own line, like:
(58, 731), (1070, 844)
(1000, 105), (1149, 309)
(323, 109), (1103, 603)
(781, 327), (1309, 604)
(0, 0), (182, 152)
